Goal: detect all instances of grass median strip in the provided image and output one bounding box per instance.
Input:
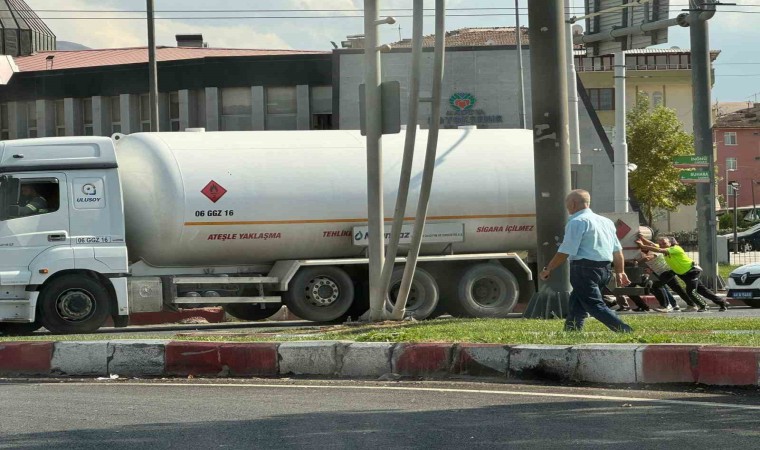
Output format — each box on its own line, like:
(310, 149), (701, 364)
(3, 316), (760, 346)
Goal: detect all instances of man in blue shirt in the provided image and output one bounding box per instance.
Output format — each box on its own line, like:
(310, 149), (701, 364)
(539, 190), (633, 332)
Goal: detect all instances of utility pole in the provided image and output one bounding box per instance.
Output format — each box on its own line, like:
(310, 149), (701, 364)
(523, 0), (572, 319)
(690, 0), (719, 288)
(565, 0), (581, 164)
(364, 0), (386, 321)
(613, 51), (628, 213)
(515, 0), (526, 129)
(147, 0), (159, 132)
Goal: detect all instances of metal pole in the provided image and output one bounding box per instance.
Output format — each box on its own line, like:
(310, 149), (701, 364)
(690, 0), (719, 288)
(565, 0), (581, 165)
(752, 179), (756, 219)
(364, 0), (386, 321)
(390, 0), (446, 320)
(614, 51), (629, 213)
(379, 0), (423, 308)
(147, 0), (159, 132)
(523, 0), (572, 319)
(515, 0), (526, 129)
(733, 188), (738, 253)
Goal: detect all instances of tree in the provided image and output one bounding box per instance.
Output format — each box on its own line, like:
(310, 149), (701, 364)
(627, 92), (696, 227)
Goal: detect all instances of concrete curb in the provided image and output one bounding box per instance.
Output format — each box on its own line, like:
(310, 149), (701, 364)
(1, 341), (759, 387)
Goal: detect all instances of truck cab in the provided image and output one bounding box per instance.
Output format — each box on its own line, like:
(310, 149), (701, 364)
(0, 137), (129, 334)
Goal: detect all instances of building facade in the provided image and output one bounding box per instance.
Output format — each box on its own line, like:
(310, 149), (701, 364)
(335, 28), (715, 220)
(0, 44), (334, 139)
(714, 104), (760, 211)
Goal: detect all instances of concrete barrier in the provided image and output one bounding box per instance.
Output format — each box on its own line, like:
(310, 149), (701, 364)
(108, 340), (167, 377)
(51, 341), (109, 376)
(508, 345), (577, 381)
(279, 341), (342, 376)
(636, 345), (700, 384)
(696, 347), (760, 386)
(341, 343), (393, 378)
(451, 344), (510, 377)
(392, 343), (453, 377)
(219, 343), (279, 377)
(575, 344), (640, 384)
(0, 342), (52, 376)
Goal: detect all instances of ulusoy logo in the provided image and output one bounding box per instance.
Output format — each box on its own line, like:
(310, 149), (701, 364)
(449, 92), (476, 111)
(82, 183), (97, 196)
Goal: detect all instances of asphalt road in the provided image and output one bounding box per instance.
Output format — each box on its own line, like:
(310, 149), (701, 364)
(1, 379), (759, 449)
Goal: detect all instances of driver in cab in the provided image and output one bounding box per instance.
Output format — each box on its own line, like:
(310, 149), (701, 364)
(18, 184), (48, 217)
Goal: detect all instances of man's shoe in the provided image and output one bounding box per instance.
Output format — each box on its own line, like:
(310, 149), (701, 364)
(653, 307), (669, 313)
(718, 301), (729, 312)
(672, 306), (681, 311)
(686, 306), (699, 312)
(697, 306), (709, 312)
(616, 306), (631, 312)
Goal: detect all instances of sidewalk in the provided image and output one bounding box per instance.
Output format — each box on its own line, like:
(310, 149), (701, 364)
(1, 340), (758, 387)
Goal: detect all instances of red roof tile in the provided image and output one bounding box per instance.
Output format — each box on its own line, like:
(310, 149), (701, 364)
(14, 46), (329, 72)
(389, 27), (529, 48)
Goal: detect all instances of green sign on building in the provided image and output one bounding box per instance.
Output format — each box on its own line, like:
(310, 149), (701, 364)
(673, 155), (710, 168)
(679, 169), (711, 184)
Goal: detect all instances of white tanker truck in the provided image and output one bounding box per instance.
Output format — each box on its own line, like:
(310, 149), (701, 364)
(0, 129), (641, 335)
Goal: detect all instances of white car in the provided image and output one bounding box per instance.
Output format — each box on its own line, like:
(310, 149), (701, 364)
(727, 263), (760, 307)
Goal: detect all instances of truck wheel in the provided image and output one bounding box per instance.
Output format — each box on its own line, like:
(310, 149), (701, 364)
(385, 267), (439, 320)
(452, 264), (520, 318)
(284, 266), (354, 322)
(38, 275), (111, 334)
(0, 322), (42, 336)
(223, 304), (281, 321)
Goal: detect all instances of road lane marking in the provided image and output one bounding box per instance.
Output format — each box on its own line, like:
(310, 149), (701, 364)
(48, 382), (760, 411)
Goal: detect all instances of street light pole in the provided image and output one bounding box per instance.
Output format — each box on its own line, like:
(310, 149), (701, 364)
(753, 179), (757, 220)
(146, 0), (159, 132)
(733, 185), (739, 253)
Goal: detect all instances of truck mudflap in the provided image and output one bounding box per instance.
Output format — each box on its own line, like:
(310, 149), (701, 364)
(109, 277), (130, 316)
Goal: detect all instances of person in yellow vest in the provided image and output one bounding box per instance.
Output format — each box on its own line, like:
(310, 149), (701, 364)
(636, 236), (728, 312)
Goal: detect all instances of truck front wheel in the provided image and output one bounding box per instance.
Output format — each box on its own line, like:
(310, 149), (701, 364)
(284, 266), (354, 322)
(38, 275), (111, 334)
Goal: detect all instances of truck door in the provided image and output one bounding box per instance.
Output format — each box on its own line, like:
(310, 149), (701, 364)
(0, 174), (70, 285)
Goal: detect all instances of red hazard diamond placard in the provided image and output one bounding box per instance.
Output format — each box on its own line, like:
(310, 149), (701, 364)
(615, 219), (632, 240)
(201, 180), (227, 203)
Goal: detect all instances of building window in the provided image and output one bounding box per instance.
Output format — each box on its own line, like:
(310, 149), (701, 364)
(266, 86), (297, 130)
(726, 157), (737, 171)
(587, 88), (615, 111)
(310, 86), (333, 130)
(55, 100), (65, 136)
(110, 96), (121, 134)
(652, 91), (663, 107)
(0, 103), (9, 140)
(139, 94), (152, 132)
(82, 98), (93, 136)
(169, 92), (180, 132)
(26, 101), (37, 138)
(724, 131), (737, 146)
(221, 87), (252, 131)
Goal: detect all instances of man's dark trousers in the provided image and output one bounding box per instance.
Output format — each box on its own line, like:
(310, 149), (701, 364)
(565, 260), (633, 333)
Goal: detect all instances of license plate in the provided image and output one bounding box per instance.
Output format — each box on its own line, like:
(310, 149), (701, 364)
(730, 290), (754, 298)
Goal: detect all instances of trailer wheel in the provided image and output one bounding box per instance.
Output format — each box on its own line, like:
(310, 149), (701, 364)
(0, 322), (42, 336)
(452, 264), (519, 318)
(385, 267), (439, 320)
(38, 275), (111, 334)
(284, 266), (354, 322)
(223, 303), (281, 321)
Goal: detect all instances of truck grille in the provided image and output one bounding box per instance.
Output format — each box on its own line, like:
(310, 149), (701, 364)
(730, 273), (760, 286)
